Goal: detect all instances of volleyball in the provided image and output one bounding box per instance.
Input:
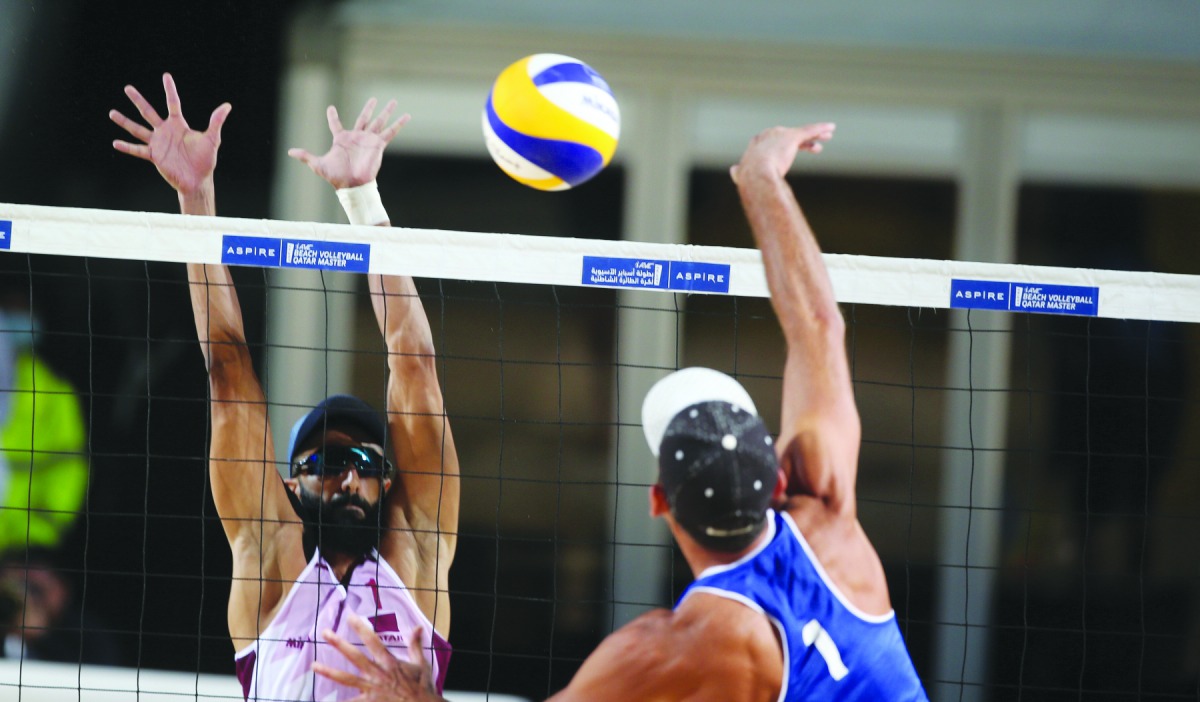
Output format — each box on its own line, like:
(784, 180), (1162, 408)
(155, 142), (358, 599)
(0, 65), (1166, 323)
(483, 53), (620, 191)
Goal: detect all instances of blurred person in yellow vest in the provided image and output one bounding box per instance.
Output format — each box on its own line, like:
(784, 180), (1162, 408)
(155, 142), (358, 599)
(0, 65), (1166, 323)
(0, 291), (88, 556)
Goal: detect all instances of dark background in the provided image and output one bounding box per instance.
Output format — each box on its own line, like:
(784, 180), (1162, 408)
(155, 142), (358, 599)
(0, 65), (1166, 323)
(1, 0), (314, 674)
(2, 1), (294, 216)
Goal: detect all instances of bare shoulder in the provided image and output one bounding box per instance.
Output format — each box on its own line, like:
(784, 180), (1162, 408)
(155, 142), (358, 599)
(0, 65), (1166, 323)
(673, 593), (784, 701)
(584, 608), (678, 670)
(553, 599), (781, 702)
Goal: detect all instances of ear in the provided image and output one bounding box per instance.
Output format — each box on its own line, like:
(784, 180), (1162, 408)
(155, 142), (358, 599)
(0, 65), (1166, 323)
(770, 467), (788, 508)
(382, 477), (393, 494)
(649, 483), (671, 518)
(284, 477), (301, 497)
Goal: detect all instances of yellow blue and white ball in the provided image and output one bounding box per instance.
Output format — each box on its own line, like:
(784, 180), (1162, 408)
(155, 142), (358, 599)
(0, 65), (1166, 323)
(483, 54), (620, 191)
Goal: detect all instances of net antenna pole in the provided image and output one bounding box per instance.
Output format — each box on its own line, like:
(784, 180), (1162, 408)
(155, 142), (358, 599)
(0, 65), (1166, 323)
(266, 49), (355, 471)
(608, 89), (691, 629)
(933, 105), (1021, 701)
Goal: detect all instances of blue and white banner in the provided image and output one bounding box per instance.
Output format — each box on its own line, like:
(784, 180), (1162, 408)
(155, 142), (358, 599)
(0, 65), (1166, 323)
(667, 260), (732, 293)
(951, 279), (1099, 316)
(280, 239), (371, 272)
(221, 235), (371, 273)
(582, 256), (730, 293)
(221, 235), (280, 267)
(582, 256), (668, 289)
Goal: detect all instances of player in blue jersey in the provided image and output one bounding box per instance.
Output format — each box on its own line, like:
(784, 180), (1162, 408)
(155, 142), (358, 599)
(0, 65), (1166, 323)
(313, 124), (928, 701)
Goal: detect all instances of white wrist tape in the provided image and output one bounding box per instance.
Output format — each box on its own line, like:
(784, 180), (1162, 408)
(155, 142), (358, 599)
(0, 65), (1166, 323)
(336, 181), (390, 226)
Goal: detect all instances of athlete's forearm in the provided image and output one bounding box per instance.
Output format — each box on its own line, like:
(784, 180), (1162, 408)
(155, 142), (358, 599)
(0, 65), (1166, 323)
(370, 273), (436, 360)
(736, 167), (843, 345)
(177, 177), (250, 372)
(186, 263), (251, 374)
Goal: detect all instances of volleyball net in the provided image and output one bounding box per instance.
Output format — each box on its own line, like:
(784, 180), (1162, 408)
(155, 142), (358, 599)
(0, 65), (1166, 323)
(1, 203), (1199, 700)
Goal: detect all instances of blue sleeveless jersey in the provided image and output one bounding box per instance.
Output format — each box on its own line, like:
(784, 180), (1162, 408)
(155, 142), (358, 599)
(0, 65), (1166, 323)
(679, 510), (928, 701)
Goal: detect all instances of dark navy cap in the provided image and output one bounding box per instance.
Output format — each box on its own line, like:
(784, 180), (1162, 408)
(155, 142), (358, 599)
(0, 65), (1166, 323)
(287, 394), (389, 461)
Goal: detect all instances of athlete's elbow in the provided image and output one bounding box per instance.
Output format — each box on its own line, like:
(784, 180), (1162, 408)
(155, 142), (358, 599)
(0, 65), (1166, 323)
(782, 304), (845, 349)
(207, 341), (251, 377)
(809, 305), (846, 342)
(383, 317), (436, 358)
(387, 341), (439, 381)
(206, 344), (261, 402)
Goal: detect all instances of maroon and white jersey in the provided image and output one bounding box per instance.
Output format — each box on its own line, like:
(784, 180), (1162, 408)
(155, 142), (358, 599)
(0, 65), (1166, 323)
(234, 548), (450, 701)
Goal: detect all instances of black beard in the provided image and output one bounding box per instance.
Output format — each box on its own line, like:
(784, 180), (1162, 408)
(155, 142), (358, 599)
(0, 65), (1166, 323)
(296, 489), (383, 558)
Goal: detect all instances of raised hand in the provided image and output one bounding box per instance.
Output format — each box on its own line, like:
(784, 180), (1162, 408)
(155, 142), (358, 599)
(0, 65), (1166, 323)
(110, 73), (231, 201)
(312, 615), (446, 702)
(729, 123), (836, 184)
(289, 98), (410, 190)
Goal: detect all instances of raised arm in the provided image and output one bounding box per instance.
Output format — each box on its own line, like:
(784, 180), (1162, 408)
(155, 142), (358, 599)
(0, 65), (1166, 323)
(731, 124), (862, 515)
(367, 271), (460, 559)
(290, 100), (460, 633)
(111, 74), (303, 646)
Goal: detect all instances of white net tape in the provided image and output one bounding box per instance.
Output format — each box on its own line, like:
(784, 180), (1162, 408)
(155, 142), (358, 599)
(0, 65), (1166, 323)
(4, 203), (1198, 322)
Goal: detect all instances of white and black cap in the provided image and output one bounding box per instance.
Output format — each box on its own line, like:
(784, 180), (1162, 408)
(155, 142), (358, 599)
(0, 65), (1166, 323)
(641, 368), (778, 552)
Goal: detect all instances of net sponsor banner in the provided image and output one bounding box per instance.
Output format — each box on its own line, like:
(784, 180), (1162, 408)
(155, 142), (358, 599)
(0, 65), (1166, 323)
(222, 235), (281, 266)
(582, 256), (668, 289)
(581, 256), (731, 293)
(4, 203), (1200, 322)
(281, 239), (370, 272)
(669, 260), (732, 293)
(951, 279), (1100, 316)
(221, 235), (371, 273)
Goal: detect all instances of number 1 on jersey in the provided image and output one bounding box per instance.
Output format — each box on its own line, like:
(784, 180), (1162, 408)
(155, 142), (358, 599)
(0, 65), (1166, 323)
(802, 619), (849, 681)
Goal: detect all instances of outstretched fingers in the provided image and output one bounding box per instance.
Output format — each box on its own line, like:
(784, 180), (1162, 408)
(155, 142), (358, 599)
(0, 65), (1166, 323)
(380, 112), (412, 144)
(795, 122), (836, 152)
(320, 626), (379, 676)
(286, 148), (320, 174)
(207, 102), (233, 141)
(734, 122), (837, 182)
(353, 97), (379, 132)
(346, 614), (399, 667)
(368, 99), (397, 133)
(123, 84), (163, 128)
(326, 105), (345, 135)
(311, 661), (366, 689)
(162, 72), (183, 118)
(109, 109), (152, 144)
(112, 140), (151, 161)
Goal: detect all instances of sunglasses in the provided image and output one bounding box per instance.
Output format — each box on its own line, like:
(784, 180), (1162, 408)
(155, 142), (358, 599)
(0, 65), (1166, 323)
(291, 445), (392, 479)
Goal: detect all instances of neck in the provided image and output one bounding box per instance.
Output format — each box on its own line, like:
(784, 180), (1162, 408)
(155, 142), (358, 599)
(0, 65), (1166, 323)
(675, 520), (773, 579)
(323, 549), (369, 582)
